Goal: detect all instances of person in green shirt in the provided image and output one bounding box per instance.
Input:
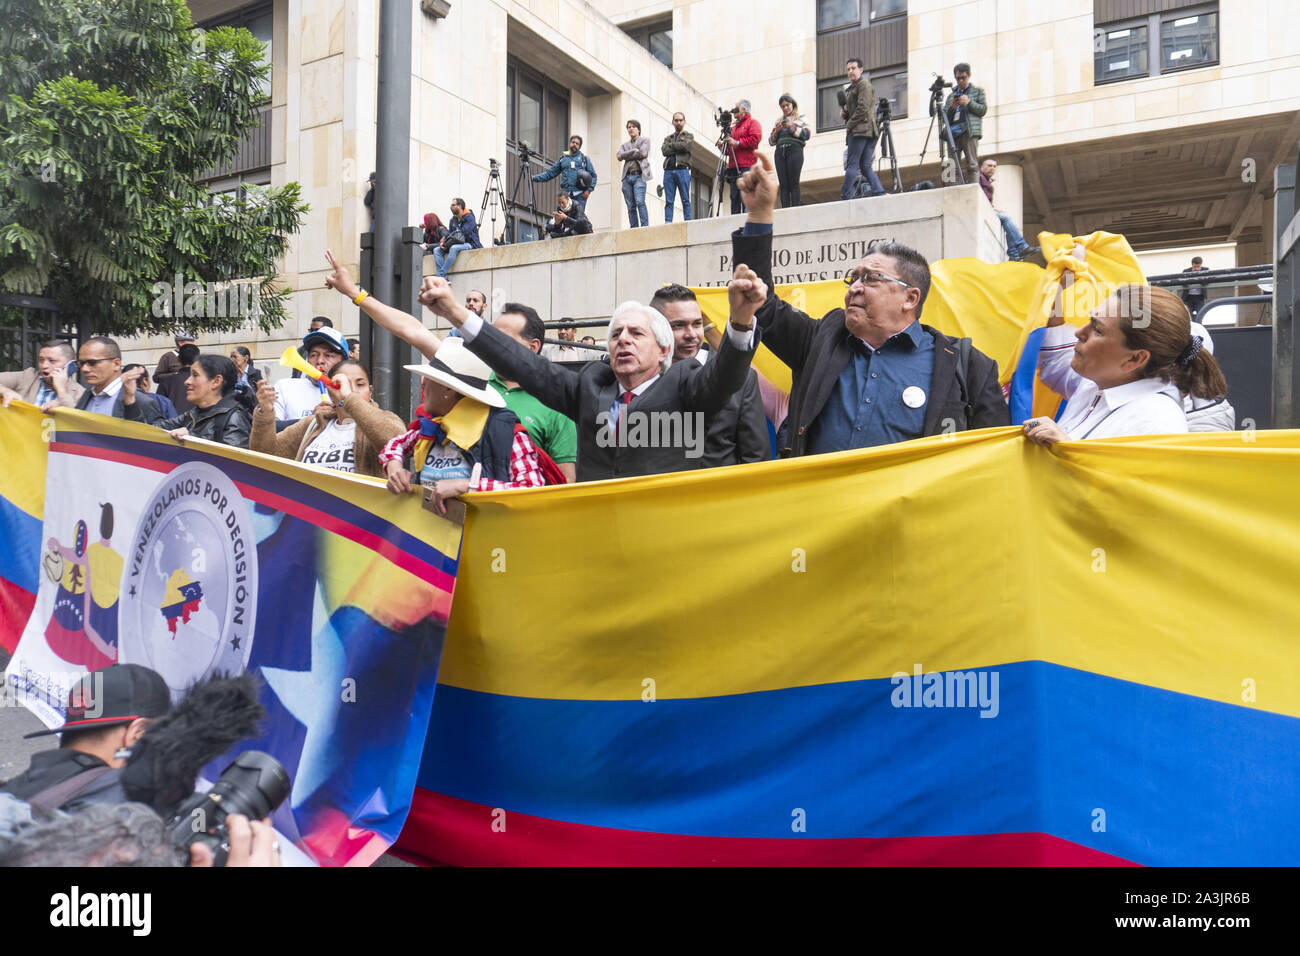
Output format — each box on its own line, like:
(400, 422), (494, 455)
(489, 303), (578, 483)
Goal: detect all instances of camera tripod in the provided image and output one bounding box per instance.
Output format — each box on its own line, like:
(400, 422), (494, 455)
(711, 128), (740, 218)
(874, 100), (903, 194)
(480, 143), (542, 244)
(917, 81), (966, 186)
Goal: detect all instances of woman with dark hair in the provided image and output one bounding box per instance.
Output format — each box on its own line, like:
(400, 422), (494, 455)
(250, 359), (404, 477)
(229, 346), (262, 387)
(1024, 284), (1229, 443)
(769, 94), (810, 208)
(127, 354), (252, 448)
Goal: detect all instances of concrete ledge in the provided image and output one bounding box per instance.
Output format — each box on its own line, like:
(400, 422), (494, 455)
(434, 186), (1005, 331)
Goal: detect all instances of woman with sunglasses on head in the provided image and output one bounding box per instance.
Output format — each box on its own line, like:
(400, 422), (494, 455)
(250, 359), (404, 477)
(1023, 284), (1229, 444)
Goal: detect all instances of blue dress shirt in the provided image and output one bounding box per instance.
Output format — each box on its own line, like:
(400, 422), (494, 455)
(807, 320), (935, 454)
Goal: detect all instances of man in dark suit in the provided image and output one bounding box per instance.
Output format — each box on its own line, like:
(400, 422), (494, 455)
(74, 336), (163, 423)
(731, 153), (1008, 458)
(651, 283), (769, 467)
(417, 276), (764, 482)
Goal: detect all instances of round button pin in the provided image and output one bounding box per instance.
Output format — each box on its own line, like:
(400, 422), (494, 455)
(902, 386), (926, 408)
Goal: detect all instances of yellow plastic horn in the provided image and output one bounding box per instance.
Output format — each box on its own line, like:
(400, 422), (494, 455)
(279, 345), (324, 381)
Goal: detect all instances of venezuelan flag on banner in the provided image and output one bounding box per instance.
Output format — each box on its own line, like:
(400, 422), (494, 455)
(691, 231), (1146, 422)
(0, 402), (48, 653)
(401, 428), (1300, 865)
(2, 407), (461, 867)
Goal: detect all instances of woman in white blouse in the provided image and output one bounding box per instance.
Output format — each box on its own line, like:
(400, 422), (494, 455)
(1023, 284), (1229, 444)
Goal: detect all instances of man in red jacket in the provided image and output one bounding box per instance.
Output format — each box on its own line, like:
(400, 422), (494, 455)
(724, 99), (762, 215)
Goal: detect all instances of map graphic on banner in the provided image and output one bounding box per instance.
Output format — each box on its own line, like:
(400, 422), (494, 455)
(4, 409), (462, 866)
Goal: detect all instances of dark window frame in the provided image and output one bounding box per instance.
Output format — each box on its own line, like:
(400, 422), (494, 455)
(504, 58), (571, 244)
(622, 17), (674, 69)
(199, 1), (274, 107)
(816, 2), (907, 131)
(1094, 2), (1219, 85)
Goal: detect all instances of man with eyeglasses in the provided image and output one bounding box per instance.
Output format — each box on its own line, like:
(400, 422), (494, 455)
(73, 336), (164, 422)
(728, 153), (1008, 457)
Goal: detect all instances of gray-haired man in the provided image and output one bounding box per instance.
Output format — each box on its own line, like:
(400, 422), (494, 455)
(725, 99), (762, 215)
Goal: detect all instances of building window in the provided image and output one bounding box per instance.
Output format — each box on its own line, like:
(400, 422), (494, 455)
(817, 79), (847, 133)
(818, 0), (905, 28)
(201, 2), (273, 103)
(870, 67), (907, 119)
(816, 1), (908, 131)
(870, 0), (906, 20)
(1095, 3), (1217, 84)
(1161, 11), (1218, 71)
(623, 18), (673, 69)
(818, 0), (859, 31)
(504, 60), (570, 243)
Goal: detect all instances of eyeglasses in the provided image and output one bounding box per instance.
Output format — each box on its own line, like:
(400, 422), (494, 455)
(843, 269), (912, 290)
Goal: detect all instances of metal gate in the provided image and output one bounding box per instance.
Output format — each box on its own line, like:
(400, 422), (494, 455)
(0, 293), (77, 372)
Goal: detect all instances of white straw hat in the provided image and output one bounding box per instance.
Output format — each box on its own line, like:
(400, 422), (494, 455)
(404, 338), (505, 408)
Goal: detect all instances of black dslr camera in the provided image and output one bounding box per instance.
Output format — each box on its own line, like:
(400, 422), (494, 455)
(166, 750), (290, 866)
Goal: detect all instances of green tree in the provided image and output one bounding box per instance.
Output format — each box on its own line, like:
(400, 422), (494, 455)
(0, 0), (307, 337)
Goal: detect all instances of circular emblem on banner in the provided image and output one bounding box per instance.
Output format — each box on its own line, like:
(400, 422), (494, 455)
(118, 461), (257, 696)
(902, 386), (927, 408)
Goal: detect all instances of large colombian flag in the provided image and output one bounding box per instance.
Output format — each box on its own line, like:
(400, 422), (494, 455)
(3, 406), (460, 866)
(401, 426), (1300, 865)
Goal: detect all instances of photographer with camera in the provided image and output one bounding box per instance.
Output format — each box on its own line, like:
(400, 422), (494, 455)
(433, 198), (483, 279)
(768, 94), (810, 208)
(533, 134), (597, 214)
(721, 100), (761, 215)
(544, 192), (593, 239)
(1, 665), (170, 813)
(938, 62), (986, 182)
(662, 112), (693, 222)
(841, 58), (886, 201)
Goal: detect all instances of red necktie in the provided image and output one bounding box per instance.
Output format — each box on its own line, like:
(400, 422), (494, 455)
(613, 390), (634, 433)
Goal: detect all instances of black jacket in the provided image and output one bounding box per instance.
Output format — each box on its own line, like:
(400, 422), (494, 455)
(701, 366), (769, 467)
(0, 749), (127, 812)
(465, 320), (760, 481)
(544, 205), (593, 239)
(732, 229), (1008, 458)
(128, 393), (252, 448)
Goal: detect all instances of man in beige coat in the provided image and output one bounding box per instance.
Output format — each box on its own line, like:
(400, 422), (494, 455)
(0, 340), (84, 410)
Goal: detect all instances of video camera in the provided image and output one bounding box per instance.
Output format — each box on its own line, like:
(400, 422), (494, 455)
(876, 97), (892, 123)
(929, 74), (953, 95)
(713, 105), (735, 133)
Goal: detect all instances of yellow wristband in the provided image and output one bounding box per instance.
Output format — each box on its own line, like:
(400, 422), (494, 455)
(352, 290), (369, 306)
